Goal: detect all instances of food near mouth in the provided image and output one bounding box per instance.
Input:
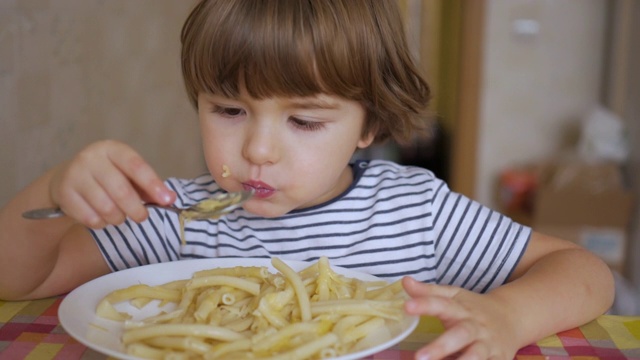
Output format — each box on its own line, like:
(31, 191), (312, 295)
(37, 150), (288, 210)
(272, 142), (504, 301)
(179, 191), (244, 245)
(221, 165), (231, 178)
(96, 257), (408, 360)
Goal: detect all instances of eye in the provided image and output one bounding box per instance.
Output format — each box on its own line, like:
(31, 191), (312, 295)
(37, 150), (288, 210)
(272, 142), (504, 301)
(289, 117), (325, 131)
(212, 105), (245, 118)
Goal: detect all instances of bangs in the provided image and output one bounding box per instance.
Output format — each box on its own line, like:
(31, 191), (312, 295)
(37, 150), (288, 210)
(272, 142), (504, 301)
(181, 0), (373, 105)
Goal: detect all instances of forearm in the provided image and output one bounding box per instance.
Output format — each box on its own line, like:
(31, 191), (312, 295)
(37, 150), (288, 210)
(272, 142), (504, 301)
(488, 247), (615, 347)
(0, 165), (76, 299)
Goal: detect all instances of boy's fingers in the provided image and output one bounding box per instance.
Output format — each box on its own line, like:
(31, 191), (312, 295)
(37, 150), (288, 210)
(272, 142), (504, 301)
(457, 341), (490, 360)
(92, 163), (149, 223)
(59, 192), (105, 229)
(432, 326), (492, 360)
(416, 322), (477, 360)
(402, 276), (459, 298)
(79, 173), (129, 225)
(404, 293), (472, 325)
(49, 140), (172, 225)
(109, 146), (175, 205)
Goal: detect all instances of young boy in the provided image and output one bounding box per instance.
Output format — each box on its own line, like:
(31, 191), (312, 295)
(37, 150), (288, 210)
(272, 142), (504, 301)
(0, 1), (614, 359)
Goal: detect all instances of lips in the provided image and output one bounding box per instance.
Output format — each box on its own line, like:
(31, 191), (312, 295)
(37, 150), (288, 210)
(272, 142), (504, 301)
(242, 180), (276, 199)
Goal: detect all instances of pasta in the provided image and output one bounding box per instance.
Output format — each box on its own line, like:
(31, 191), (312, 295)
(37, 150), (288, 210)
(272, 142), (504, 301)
(178, 191), (244, 246)
(96, 257), (408, 360)
(221, 165), (231, 178)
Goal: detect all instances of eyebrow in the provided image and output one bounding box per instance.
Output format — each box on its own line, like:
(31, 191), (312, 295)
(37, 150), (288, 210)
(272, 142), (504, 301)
(288, 97), (340, 110)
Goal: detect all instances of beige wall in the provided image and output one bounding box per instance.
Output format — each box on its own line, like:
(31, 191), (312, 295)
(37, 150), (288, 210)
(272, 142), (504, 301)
(476, 0), (608, 207)
(0, 0), (627, 221)
(0, 0), (205, 207)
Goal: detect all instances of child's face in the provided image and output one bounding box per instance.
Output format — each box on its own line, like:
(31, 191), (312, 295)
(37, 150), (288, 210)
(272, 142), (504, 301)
(197, 89), (374, 218)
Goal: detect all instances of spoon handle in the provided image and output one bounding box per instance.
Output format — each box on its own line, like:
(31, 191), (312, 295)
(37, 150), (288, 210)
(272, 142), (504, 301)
(21, 190), (253, 220)
(21, 204), (180, 220)
(22, 207), (65, 219)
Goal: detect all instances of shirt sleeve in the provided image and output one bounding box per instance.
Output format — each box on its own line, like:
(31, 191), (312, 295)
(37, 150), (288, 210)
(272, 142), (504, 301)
(89, 207), (183, 272)
(429, 179), (531, 293)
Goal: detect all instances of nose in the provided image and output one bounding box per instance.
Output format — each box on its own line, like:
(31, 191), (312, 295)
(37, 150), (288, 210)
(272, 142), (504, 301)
(242, 123), (281, 165)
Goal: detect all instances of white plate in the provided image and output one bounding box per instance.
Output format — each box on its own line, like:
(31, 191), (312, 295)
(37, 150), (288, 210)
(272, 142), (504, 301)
(59, 258), (419, 360)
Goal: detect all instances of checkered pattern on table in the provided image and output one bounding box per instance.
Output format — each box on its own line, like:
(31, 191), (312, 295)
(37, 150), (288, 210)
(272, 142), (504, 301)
(0, 297), (109, 360)
(2, 297), (640, 360)
(516, 315), (640, 359)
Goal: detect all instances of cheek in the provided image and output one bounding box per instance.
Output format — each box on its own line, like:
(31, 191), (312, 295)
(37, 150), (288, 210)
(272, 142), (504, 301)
(288, 140), (352, 182)
(291, 124), (363, 169)
(200, 124), (238, 180)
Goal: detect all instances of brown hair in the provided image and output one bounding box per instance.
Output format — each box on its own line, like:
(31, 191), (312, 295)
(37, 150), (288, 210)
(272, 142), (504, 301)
(181, 0), (431, 144)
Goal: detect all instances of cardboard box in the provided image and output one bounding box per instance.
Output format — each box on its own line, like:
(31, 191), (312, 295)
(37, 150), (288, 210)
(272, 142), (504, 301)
(531, 162), (634, 273)
(498, 161), (634, 273)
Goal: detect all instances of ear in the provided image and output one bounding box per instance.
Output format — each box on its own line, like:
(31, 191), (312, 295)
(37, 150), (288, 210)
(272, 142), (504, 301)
(356, 131), (375, 149)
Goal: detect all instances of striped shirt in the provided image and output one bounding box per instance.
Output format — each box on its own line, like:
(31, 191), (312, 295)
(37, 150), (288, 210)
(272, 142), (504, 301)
(90, 160), (530, 293)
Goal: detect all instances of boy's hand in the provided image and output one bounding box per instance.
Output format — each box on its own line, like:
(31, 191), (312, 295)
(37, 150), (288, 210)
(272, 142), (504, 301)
(49, 140), (176, 229)
(402, 276), (520, 360)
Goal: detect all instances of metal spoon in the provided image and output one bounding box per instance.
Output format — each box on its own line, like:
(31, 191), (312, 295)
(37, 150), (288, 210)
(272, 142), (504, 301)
(22, 189), (254, 221)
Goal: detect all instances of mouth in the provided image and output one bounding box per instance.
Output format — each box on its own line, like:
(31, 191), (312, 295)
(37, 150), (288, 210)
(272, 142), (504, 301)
(242, 180), (276, 199)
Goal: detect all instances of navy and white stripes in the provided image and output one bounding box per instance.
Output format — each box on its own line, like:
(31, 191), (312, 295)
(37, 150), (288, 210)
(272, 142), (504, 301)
(90, 160), (530, 293)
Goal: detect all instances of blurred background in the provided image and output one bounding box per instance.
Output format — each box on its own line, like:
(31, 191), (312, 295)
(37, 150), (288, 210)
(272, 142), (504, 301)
(1, 0), (638, 312)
